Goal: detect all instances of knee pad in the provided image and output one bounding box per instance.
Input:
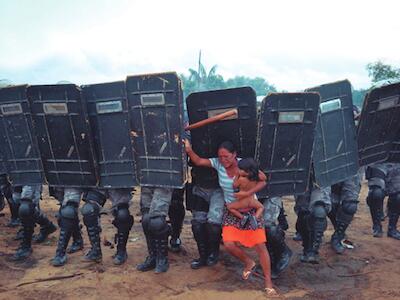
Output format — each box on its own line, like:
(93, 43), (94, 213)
(61, 202), (79, 220)
(342, 201), (358, 216)
(388, 193), (400, 214)
(367, 186), (385, 207)
(82, 190), (107, 207)
(148, 215), (169, 237)
(113, 203), (133, 231)
(308, 205), (327, 232)
(81, 201), (101, 226)
(18, 199), (35, 220)
(311, 204), (328, 219)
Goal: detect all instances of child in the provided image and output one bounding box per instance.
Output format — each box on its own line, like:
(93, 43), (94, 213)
(227, 158), (265, 229)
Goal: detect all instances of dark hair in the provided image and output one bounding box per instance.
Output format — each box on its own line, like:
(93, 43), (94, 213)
(218, 140), (236, 153)
(238, 158), (260, 181)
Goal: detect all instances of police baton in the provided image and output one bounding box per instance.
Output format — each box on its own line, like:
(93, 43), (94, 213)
(184, 109), (238, 131)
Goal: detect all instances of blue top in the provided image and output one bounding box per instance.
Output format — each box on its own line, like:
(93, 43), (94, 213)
(209, 157), (239, 204)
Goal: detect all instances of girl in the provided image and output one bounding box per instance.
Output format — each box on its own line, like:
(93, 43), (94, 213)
(227, 158), (265, 225)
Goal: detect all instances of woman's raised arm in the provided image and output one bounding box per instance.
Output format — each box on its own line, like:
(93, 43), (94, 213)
(184, 139), (212, 168)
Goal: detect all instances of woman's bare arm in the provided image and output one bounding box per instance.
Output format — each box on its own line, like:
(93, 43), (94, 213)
(184, 139), (212, 168)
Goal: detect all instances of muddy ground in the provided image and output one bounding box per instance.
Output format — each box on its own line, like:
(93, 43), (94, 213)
(0, 181), (399, 300)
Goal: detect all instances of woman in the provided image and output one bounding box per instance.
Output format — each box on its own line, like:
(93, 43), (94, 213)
(184, 139), (277, 296)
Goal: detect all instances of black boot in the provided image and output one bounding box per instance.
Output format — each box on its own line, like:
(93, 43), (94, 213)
(112, 205), (134, 265)
(331, 221), (347, 254)
(191, 221), (209, 269)
(306, 207), (327, 264)
(12, 226), (34, 261)
(206, 223), (221, 266)
(137, 234), (156, 271)
(154, 236), (169, 273)
(52, 204), (79, 266)
(6, 199), (20, 227)
(67, 226), (84, 254)
(52, 226), (73, 266)
(83, 223), (102, 262)
(370, 207), (383, 237)
(297, 212), (311, 263)
(12, 199), (35, 261)
(33, 211), (57, 243)
(168, 189), (185, 253)
(387, 212), (400, 240)
(82, 202), (102, 263)
(266, 224), (292, 276)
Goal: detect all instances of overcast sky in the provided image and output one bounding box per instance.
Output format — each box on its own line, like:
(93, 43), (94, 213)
(1, 0), (399, 91)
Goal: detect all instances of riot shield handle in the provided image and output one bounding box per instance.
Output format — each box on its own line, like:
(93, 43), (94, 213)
(185, 109), (238, 131)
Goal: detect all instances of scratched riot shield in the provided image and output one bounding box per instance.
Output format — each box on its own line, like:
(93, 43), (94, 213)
(186, 87), (257, 157)
(27, 84), (97, 187)
(307, 80), (359, 187)
(255, 93), (320, 197)
(357, 82), (400, 165)
(0, 85), (44, 185)
(81, 81), (138, 188)
(126, 72), (186, 188)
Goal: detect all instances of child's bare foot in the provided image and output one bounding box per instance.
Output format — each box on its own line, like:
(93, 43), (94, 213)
(242, 260), (256, 280)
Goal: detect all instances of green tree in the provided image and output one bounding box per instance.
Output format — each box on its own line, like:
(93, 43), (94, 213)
(226, 76), (276, 96)
(366, 60), (400, 83)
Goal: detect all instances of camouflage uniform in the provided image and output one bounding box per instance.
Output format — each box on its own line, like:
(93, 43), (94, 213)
(294, 182), (331, 264)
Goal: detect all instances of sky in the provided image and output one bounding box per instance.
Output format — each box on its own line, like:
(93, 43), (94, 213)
(1, 0), (399, 91)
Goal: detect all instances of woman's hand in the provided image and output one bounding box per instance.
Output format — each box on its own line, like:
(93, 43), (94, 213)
(183, 138), (192, 153)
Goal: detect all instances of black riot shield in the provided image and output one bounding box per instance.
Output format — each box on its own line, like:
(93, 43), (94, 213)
(186, 87), (257, 159)
(357, 82), (400, 165)
(126, 72), (186, 188)
(306, 80), (359, 187)
(0, 85), (44, 185)
(255, 93), (320, 197)
(27, 84), (97, 187)
(81, 81), (138, 188)
(390, 128), (400, 162)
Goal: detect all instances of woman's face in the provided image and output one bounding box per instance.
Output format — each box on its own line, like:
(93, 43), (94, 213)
(218, 147), (236, 168)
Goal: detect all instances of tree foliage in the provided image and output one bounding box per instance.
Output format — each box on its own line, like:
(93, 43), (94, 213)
(180, 63), (276, 99)
(366, 61), (400, 83)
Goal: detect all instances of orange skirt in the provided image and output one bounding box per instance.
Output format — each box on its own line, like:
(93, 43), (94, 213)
(222, 225), (266, 248)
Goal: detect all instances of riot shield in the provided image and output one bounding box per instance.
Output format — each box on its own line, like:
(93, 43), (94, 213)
(81, 81), (138, 188)
(357, 82), (400, 165)
(126, 72), (186, 188)
(27, 84), (97, 187)
(255, 93), (320, 197)
(186, 87), (257, 158)
(307, 80), (359, 187)
(0, 85), (44, 185)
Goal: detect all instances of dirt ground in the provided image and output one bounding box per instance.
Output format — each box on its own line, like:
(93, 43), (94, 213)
(0, 181), (399, 300)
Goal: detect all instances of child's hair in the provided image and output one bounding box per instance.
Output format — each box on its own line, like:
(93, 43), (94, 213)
(238, 158), (260, 181)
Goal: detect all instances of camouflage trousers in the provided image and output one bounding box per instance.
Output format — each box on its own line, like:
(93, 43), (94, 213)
(13, 184), (42, 207)
(295, 185), (332, 214)
(140, 187), (172, 218)
(191, 185), (225, 225)
(262, 196), (283, 227)
(367, 163), (400, 195)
